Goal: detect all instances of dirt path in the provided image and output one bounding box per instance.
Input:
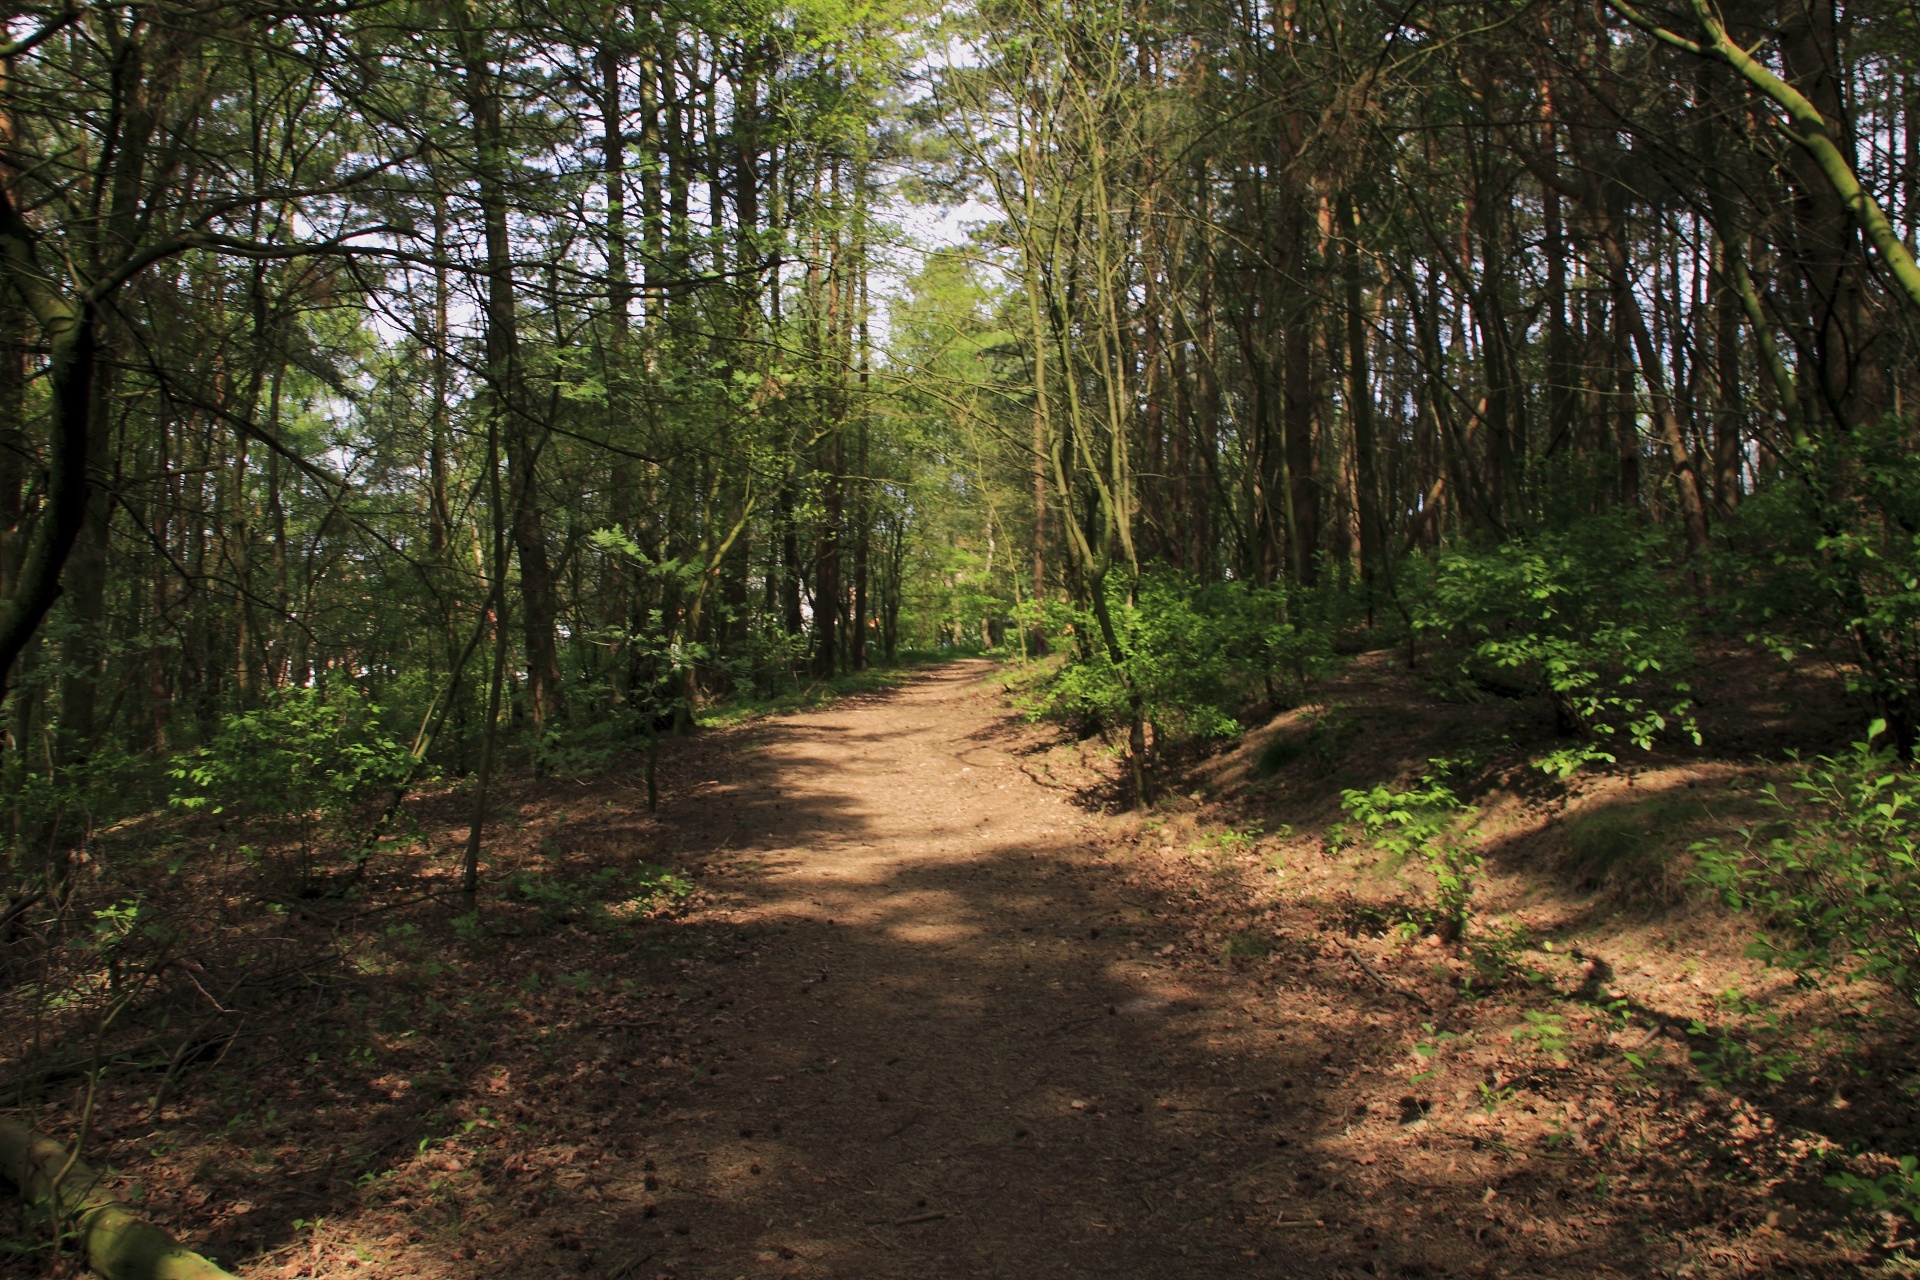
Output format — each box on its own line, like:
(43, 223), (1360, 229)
(8, 659), (1879, 1278)
(604, 661), (1437, 1279)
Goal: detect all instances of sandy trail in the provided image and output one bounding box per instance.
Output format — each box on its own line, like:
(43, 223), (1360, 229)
(618, 661), (1337, 1279)
(11, 656), (1861, 1279)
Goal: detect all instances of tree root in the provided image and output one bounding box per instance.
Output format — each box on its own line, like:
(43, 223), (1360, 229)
(0, 1118), (236, 1280)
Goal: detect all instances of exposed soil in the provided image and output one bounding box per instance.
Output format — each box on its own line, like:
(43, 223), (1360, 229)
(5, 654), (1910, 1278)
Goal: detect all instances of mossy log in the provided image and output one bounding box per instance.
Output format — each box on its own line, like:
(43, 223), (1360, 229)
(0, 1118), (236, 1280)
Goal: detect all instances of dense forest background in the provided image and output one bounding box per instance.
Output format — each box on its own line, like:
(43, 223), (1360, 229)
(0, 0), (1914, 841)
(7, 0), (1920, 1271)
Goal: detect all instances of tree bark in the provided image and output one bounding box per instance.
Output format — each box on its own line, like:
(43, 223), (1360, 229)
(0, 183), (96, 704)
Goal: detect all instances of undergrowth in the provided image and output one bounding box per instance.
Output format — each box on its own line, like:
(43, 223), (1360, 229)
(1339, 778), (1480, 941)
(1695, 719), (1920, 1001)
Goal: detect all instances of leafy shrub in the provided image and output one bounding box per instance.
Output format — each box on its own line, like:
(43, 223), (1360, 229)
(88, 894), (175, 990)
(1695, 720), (1920, 1000)
(1028, 573), (1236, 741)
(1512, 1009), (1570, 1058)
(1025, 571), (1335, 748)
(1687, 1015), (1799, 1089)
(534, 711), (640, 779)
(169, 684), (415, 879)
(1830, 1155), (1920, 1226)
(1340, 778), (1480, 939)
(1411, 511), (1699, 777)
(584, 527), (713, 733)
(11, 743), (164, 865)
(1463, 921), (1539, 992)
(724, 627), (815, 695)
(1203, 579), (1336, 708)
(1720, 426), (1920, 749)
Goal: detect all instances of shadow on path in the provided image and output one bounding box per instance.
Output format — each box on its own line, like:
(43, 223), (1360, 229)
(558, 662), (1652, 1280)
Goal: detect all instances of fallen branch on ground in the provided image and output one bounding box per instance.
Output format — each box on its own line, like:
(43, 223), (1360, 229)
(0, 888), (45, 937)
(1341, 943), (1432, 1010)
(1, 1035), (172, 1103)
(0, 1117), (237, 1280)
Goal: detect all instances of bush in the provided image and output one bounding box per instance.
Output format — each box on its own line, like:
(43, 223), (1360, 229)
(1024, 571), (1335, 745)
(1411, 511), (1699, 777)
(169, 683), (415, 881)
(1340, 778), (1480, 940)
(1201, 579), (1336, 710)
(1027, 572), (1234, 741)
(10, 744), (164, 867)
(1720, 425), (1920, 749)
(1829, 1155), (1920, 1228)
(1695, 720), (1920, 1000)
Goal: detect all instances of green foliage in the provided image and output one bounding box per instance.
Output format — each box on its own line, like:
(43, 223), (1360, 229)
(579, 530), (712, 734)
(1513, 1009), (1570, 1058)
(1463, 921), (1540, 992)
(1205, 579), (1338, 708)
(1027, 573), (1235, 739)
(1340, 778), (1480, 939)
(1257, 703), (1356, 777)
(1409, 1022), (1459, 1083)
(1569, 807), (1656, 873)
(1423, 726), (1512, 790)
(1687, 1020), (1799, 1089)
(11, 744), (164, 860)
(697, 663), (910, 729)
(1025, 570), (1334, 743)
(1722, 427), (1920, 744)
(500, 864), (693, 933)
(1618, 1041), (1664, 1082)
(1695, 721), (1920, 1001)
(85, 894), (175, 985)
(1193, 824), (1260, 852)
(1411, 511), (1699, 777)
(1830, 1156), (1920, 1225)
(1563, 792), (1705, 895)
(533, 713), (644, 780)
(168, 684), (415, 871)
(91, 897), (148, 946)
(1680, 989), (1801, 1089)
(1604, 1000), (1666, 1083)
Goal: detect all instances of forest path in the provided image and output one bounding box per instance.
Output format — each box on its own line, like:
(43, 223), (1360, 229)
(613, 660), (1360, 1280)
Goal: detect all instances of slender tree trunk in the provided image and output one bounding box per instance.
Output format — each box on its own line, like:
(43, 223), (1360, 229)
(1340, 193), (1381, 606)
(456, 15), (564, 732)
(1594, 218), (1711, 555)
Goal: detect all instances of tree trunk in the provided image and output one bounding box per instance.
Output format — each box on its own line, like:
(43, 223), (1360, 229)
(456, 15), (563, 732)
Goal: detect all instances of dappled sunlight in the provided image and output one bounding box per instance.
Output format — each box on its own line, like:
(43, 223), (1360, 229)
(6, 661), (1882, 1280)
(881, 918), (984, 946)
(497, 662), (1664, 1279)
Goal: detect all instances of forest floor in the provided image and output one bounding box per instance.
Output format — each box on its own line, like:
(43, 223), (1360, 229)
(7, 654), (1917, 1278)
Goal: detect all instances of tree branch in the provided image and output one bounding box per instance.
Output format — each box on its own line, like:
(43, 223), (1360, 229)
(1608, 0), (1920, 312)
